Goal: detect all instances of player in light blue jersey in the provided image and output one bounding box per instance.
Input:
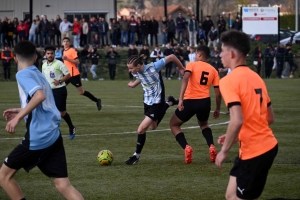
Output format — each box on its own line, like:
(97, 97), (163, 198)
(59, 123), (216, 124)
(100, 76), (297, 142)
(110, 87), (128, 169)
(0, 41), (84, 200)
(125, 54), (185, 165)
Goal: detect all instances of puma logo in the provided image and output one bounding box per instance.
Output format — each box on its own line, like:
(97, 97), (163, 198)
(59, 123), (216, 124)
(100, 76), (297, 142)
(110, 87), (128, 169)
(237, 187), (245, 195)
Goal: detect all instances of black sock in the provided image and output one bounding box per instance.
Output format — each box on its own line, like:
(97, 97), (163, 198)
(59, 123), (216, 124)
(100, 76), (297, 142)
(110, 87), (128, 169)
(62, 113), (74, 130)
(202, 127), (214, 147)
(82, 91), (98, 102)
(175, 132), (188, 149)
(135, 133), (146, 154)
(21, 198), (27, 200)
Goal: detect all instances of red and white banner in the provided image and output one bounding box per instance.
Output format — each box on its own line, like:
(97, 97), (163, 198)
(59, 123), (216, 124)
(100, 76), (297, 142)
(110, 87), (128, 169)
(242, 7), (279, 35)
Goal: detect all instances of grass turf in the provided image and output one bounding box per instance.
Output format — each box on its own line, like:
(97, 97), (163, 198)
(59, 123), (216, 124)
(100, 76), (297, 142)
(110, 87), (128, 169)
(0, 79), (299, 199)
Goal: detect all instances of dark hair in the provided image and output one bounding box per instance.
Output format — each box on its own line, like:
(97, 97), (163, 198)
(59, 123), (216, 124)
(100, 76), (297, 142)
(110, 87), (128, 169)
(44, 45), (56, 52)
(127, 55), (144, 66)
(62, 37), (70, 41)
(220, 30), (250, 56)
(14, 41), (36, 63)
(196, 45), (210, 58)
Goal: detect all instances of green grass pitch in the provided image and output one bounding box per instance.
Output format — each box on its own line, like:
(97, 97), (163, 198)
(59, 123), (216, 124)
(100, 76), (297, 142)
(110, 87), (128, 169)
(0, 79), (299, 199)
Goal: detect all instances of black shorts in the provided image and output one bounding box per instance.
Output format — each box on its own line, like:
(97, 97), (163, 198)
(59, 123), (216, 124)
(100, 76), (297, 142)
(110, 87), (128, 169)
(52, 86), (67, 111)
(230, 144), (278, 199)
(4, 134), (68, 178)
(175, 98), (211, 122)
(144, 103), (165, 122)
(65, 74), (82, 88)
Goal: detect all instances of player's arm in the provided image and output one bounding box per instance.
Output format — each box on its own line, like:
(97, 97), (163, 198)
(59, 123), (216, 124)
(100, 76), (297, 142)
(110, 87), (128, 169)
(128, 79), (141, 88)
(213, 87), (221, 119)
(65, 57), (80, 65)
(165, 54), (185, 73)
(5, 90), (46, 134)
(215, 105), (243, 169)
(178, 71), (191, 111)
(267, 104), (274, 125)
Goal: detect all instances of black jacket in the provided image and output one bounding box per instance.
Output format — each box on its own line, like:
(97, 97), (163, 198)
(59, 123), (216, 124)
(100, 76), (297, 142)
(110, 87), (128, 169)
(167, 19), (176, 33)
(140, 20), (149, 34)
(39, 20), (51, 33)
(149, 20), (159, 34)
(128, 48), (138, 58)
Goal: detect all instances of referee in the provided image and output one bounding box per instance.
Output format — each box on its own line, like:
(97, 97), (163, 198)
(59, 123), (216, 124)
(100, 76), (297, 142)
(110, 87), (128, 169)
(42, 46), (76, 140)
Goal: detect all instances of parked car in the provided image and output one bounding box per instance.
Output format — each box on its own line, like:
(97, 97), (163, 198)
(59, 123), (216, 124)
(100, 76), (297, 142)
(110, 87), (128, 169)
(280, 32), (300, 45)
(250, 29), (294, 44)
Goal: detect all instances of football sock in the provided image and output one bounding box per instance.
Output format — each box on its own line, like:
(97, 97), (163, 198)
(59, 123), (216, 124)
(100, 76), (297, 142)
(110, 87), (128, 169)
(166, 101), (173, 106)
(176, 132), (188, 149)
(20, 198), (27, 200)
(82, 91), (98, 102)
(135, 133), (146, 154)
(202, 127), (214, 147)
(62, 113), (74, 130)
(133, 152), (140, 158)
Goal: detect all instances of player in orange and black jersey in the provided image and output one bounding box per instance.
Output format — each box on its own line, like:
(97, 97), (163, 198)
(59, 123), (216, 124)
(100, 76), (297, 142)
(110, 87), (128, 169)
(215, 30), (278, 200)
(62, 37), (102, 111)
(169, 45), (221, 164)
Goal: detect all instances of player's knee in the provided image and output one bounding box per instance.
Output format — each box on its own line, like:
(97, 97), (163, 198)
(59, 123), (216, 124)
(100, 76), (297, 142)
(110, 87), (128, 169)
(60, 111), (66, 117)
(149, 124), (157, 130)
(199, 121), (208, 129)
(54, 179), (71, 193)
(78, 90), (84, 95)
(137, 127), (147, 134)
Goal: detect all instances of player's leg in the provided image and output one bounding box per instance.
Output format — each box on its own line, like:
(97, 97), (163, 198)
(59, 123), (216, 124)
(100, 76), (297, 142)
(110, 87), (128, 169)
(150, 98), (178, 130)
(125, 116), (153, 165)
(52, 177), (84, 200)
(196, 97), (217, 162)
(0, 164), (24, 200)
(70, 75), (102, 111)
(53, 87), (76, 140)
(225, 176), (243, 200)
(170, 100), (195, 163)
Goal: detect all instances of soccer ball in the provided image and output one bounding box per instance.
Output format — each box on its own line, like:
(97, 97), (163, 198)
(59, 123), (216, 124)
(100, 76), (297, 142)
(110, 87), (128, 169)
(97, 150), (113, 166)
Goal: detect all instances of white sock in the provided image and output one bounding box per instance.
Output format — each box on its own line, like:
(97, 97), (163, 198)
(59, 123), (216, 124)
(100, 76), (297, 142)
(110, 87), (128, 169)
(133, 152), (140, 158)
(166, 101), (173, 106)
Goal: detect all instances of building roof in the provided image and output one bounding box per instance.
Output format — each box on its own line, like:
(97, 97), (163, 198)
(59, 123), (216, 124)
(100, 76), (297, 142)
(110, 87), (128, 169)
(141, 5), (193, 20)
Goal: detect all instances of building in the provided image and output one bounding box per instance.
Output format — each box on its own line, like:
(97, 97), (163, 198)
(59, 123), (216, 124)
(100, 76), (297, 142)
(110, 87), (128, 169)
(141, 5), (193, 21)
(0, 0), (116, 22)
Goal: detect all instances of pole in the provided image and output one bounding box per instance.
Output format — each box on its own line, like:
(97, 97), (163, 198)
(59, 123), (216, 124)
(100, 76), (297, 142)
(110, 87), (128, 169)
(196, 0), (200, 21)
(296, 0), (299, 31)
(278, 7), (280, 45)
(29, 0), (33, 23)
(114, 0), (117, 19)
(164, 0), (167, 18)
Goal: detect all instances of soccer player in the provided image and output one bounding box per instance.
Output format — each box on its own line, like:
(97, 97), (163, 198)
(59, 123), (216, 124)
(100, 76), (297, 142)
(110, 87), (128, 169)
(169, 45), (221, 164)
(42, 45), (76, 140)
(62, 37), (102, 111)
(0, 41), (84, 200)
(215, 30), (278, 200)
(125, 54), (185, 165)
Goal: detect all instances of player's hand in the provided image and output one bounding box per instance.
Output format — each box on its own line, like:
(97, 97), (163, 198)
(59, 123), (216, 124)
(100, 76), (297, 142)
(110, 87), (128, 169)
(179, 69), (185, 76)
(127, 81), (135, 88)
(62, 56), (68, 60)
(6, 116), (21, 134)
(53, 79), (59, 86)
(217, 134), (226, 145)
(178, 100), (184, 111)
(3, 108), (20, 121)
(215, 150), (228, 169)
(213, 109), (220, 119)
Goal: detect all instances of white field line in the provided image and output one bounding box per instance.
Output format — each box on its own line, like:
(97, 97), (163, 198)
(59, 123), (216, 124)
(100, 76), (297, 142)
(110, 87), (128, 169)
(0, 121), (230, 141)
